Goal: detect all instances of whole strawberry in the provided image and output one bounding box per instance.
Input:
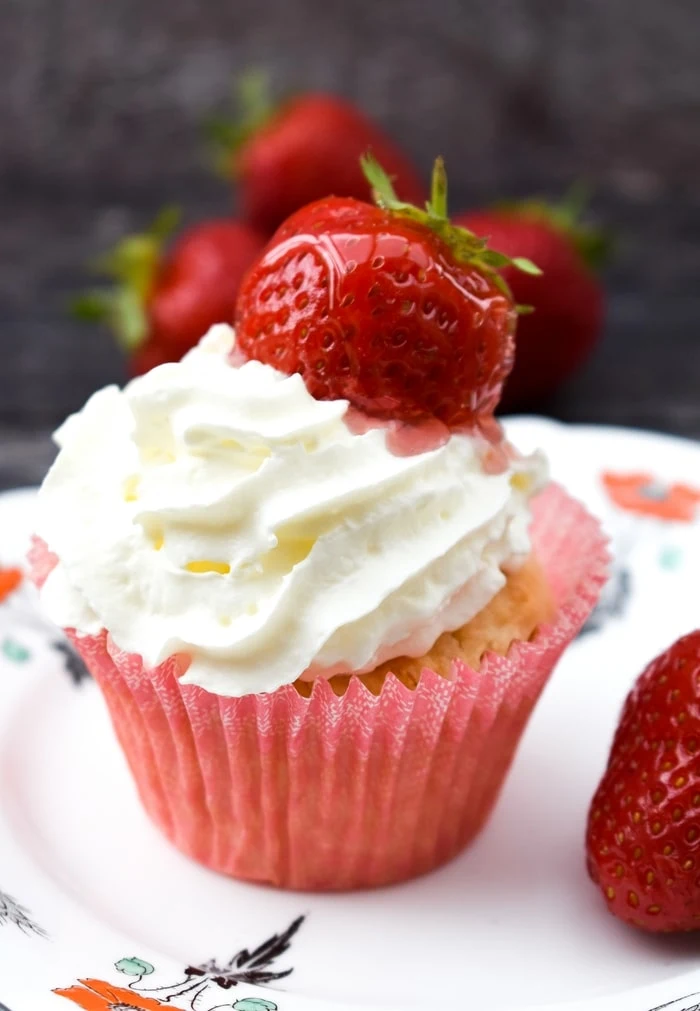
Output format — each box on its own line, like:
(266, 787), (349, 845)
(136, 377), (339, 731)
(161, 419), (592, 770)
(211, 77), (427, 235)
(75, 210), (265, 376)
(586, 631), (700, 932)
(235, 156), (539, 427)
(456, 197), (606, 410)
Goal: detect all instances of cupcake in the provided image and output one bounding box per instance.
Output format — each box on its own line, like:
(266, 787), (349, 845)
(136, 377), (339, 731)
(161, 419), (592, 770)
(33, 159), (607, 890)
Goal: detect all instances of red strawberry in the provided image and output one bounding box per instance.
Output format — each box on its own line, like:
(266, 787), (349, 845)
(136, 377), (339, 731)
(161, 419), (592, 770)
(75, 210), (265, 375)
(456, 197), (606, 410)
(211, 77), (427, 235)
(126, 336), (174, 378)
(235, 156), (540, 427)
(586, 631), (700, 932)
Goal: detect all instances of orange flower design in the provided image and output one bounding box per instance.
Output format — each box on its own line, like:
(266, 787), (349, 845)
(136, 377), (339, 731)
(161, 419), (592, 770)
(0, 567), (22, 603)
(602, 471), (700, 523)
(53, 977), (168, 1010)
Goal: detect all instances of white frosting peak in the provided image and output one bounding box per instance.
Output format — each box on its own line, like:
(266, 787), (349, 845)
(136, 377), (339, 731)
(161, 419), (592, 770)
(37, 325), (547, 696)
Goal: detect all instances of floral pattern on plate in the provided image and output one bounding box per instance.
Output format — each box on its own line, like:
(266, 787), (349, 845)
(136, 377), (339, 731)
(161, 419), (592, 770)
(580, 467), (700, 635)
(0, 890), (46, 939)
(602, 471), (700, 523)
(648, 995), (700, 1011)
(53, 918), (304, 1010)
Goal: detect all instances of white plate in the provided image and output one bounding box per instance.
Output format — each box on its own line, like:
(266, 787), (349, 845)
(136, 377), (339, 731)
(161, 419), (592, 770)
(2, 418), (700, 1011)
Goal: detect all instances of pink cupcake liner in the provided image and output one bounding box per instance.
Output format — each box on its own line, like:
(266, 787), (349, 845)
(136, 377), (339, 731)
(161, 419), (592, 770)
(32, 483), (608, 891)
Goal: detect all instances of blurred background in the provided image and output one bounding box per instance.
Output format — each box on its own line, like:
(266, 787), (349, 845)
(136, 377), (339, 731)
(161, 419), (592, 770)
(2, 0), (700, 488)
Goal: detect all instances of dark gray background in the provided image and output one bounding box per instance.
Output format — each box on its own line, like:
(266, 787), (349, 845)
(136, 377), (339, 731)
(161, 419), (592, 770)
(2, 0), (700, 488)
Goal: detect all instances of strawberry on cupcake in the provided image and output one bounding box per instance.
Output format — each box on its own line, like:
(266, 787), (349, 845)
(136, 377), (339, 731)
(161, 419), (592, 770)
(32, 158), (608, 891)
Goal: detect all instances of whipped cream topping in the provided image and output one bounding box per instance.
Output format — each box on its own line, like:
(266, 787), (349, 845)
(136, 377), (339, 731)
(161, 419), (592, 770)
(37, 325), (547, 697)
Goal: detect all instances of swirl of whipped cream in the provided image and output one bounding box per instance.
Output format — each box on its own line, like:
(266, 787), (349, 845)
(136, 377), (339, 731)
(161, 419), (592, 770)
(37, 324), (547, 697)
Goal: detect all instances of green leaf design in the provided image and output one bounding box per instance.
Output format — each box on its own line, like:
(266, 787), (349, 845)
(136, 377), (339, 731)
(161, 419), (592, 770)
(1, 639), (30, 663)
(233, 999), (278, 1011)
(659, 545), (683, 571)
(115, 955), (155, 976)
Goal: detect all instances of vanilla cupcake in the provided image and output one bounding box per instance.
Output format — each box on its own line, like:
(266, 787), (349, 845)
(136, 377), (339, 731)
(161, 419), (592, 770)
(33, 157), (609, 889)
(32, 323), (606, 890)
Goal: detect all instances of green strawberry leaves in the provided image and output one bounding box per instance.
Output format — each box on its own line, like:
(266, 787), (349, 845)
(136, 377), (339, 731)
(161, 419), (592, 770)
(495, 182), (612, 271)
(362, 153), (541, 300)
(71, 206), (180, 352)
(205, 69), (277, 176)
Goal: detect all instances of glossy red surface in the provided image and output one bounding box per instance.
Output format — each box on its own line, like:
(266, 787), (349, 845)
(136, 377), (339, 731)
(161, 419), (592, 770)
(235, 196), (516, 426)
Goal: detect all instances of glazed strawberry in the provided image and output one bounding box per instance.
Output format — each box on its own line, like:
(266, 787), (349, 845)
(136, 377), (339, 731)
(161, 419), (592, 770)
(75, 210), (265, 374)
(586, 631), (700, 932)
(456, 198), (606, 410)
(211, 78), (426, 234)
(235, 156), (540, 427)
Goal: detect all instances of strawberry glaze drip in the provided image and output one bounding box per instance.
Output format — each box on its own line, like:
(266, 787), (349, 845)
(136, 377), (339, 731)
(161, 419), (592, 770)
(344, 405), (511, 473)
(228, 336), (511, 473)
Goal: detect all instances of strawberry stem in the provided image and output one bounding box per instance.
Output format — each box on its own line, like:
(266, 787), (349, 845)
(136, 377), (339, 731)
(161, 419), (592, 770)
(560, 179), (590, 225)
(150, 205), (181, 242)
(71, 206), (180, 352)
(428, 157), (448, 220)
(495, 184), (611, 271)
(361, 153), (403, 209)
(205, 69), (276, 177)
(361, 153), (542, 298)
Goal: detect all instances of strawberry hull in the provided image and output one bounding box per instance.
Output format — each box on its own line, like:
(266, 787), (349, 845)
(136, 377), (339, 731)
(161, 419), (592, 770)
(31, 483), (607, 891)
